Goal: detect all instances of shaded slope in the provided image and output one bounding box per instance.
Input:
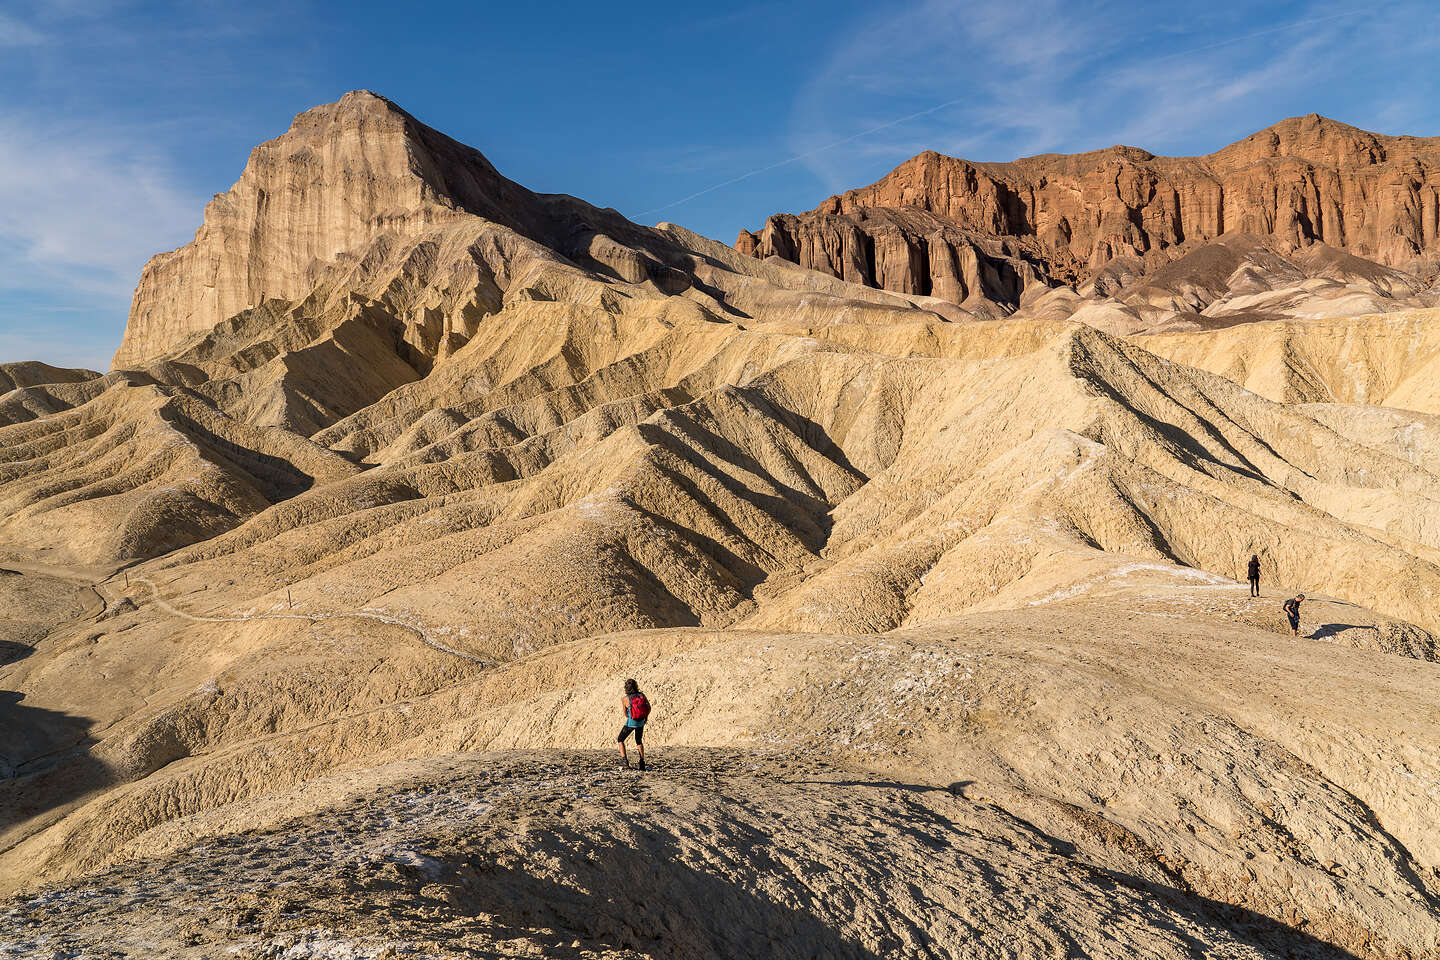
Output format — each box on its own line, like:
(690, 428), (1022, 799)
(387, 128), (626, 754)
(2, 750), (1402, 960)
(0, 363), (100, 393)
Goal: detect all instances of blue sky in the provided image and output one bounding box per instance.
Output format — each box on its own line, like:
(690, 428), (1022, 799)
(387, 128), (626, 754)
(2, 0), (1438, 370)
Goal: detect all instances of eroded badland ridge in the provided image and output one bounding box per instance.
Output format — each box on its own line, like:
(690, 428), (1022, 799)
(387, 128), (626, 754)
(2, 92), (1439, 958)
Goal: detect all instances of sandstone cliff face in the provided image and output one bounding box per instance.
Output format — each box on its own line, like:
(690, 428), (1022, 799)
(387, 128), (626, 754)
(114, 91), (596, 368)
(118, 92), (459, 367)
(739, 115), (1440, 302)
(735, 206), (1051, 313)
(115, 92), (706, 369)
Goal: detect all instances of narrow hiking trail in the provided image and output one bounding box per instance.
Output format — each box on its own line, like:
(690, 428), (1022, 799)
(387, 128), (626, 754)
(95, 576), (490, 666)
(0, 560), (109, 620)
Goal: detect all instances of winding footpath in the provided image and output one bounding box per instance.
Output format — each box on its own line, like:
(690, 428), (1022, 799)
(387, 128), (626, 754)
(97, 575), (489, 666)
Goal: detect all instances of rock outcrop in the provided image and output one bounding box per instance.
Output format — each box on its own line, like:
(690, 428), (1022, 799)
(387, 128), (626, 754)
(739, 115), (1440, 303)
(735, 206), (1053, 313)
(114, 91), (679, 368)
(117, 92), (470, 366)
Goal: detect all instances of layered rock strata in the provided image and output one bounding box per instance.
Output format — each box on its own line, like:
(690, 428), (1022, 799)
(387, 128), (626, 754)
(739, 115), (1440, 302)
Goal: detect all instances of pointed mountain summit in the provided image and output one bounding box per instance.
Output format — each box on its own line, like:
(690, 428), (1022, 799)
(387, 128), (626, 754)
(118, 92), (531, 366)
(118, 91), (669, 367)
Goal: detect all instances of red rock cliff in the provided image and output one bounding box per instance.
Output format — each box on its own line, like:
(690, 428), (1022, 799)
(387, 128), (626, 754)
(737, 115), (1440, 303)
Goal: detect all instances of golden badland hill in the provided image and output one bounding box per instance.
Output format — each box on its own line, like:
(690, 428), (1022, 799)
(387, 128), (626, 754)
(2, 92), (1438, 959)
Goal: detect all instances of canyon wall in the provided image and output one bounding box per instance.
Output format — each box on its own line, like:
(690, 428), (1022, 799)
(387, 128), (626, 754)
(738, 115), (1440, 303)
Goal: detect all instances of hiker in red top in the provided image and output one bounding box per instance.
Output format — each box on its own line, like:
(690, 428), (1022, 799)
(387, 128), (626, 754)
(617, 678), (650, 771)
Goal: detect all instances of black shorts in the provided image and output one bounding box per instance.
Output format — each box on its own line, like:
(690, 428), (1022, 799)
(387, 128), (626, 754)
(1287, 613), (1300, 630)
(618, 724), (644, 744)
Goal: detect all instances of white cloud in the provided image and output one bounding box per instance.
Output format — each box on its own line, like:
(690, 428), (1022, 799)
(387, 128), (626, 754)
(0, 0), (328, 368)
(787, 0), (1440, 195)
(0, 113), (202, 368)
(0, 115), (199, 296)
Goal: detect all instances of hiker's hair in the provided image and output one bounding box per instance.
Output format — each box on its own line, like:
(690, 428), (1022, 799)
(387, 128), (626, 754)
(624, 678), (639, 695)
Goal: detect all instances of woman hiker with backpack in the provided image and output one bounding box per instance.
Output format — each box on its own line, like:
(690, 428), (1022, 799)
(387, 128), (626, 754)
(617, 678), (651, 770)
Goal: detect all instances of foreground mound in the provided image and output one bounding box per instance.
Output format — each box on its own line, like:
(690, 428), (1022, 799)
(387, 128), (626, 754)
(1, 749), (1405, 960)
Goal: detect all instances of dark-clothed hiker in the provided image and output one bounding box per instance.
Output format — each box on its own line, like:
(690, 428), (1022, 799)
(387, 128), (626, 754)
(1283, 594), (1305, 637)
(1247, 554), (1262, 597)
(617, 678), (650, 771)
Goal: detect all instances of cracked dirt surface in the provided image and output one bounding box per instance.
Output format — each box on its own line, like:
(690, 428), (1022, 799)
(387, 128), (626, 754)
(0, 750), (1391, 960)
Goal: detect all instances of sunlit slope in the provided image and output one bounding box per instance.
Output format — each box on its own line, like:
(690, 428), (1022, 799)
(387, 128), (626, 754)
(1135, 310), (1440, 411)
(102, 315), (1440, 653)
(4, 608), (1437, 959)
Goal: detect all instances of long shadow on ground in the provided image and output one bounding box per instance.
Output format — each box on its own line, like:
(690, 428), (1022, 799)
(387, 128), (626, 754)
(0, 690), (111, 830)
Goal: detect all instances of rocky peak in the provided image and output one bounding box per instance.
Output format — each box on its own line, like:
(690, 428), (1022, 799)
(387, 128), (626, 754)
(739, 117), (1440, 305)
(113, 91), (555, 368)
(113, 92), (694, 369)
(1215, 114), (1396, 166)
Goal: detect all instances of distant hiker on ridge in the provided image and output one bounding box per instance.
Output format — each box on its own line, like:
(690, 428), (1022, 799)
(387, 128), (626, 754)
(1247, 554), (1262, 597)
(1283, 594), (1305, 637)
(617, 678), (650, 771)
